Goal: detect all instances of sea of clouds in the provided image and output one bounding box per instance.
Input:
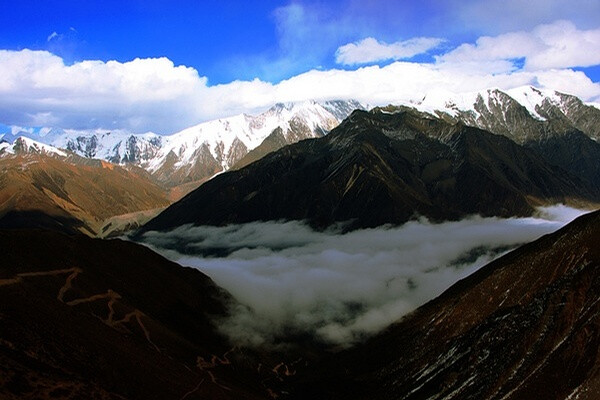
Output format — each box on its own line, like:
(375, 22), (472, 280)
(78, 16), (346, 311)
(141, 205), (589, 348)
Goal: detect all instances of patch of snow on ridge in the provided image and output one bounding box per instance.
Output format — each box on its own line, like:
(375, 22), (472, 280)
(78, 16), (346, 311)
(506, 86), (564, 120)
(589, 102), (600, 111)
(418, 88), (484, 119)
(144, 100), (347, 172)
(13, 137), (67, 157)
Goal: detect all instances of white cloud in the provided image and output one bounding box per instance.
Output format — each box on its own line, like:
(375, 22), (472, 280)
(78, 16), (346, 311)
(141, 206), (589, 347)
(0, 49), (209, 133)
(1, 20), (600, 133)
(47, 32), (59, 42)
(335, 37), (444, 65)
(10, 125), (35, 135)
(272, 61), (600, 104)
(437, 20), (600, 71)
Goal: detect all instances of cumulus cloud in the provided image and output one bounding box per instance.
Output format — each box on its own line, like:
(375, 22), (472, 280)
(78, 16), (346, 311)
(437, 20), (600, 72)
(1, 20), (600, 133)
(335, 37), (444, 65)
(141, 205), (589, 348)
(0, 50), (209, 133)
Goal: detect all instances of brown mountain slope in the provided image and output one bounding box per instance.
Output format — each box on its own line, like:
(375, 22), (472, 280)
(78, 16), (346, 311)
(0, 230), (271, 400)
(289, 209), (600, 399)
(0, 153), (170, 236)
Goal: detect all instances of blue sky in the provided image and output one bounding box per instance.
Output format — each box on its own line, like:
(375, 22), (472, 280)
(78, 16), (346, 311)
(2, 0), (599, 83)
(0, 0), (284, 83)
(0, 0), (599, 133)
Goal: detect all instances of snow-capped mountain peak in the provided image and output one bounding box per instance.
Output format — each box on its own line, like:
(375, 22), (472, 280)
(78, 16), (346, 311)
(505, 85), (563, 120)
(418, 87), (484, 118)
(407, 86), (600, 143)
(1, 136), (68, 157)
(3, 90), (597, 191)
(144, 99), (350, 178)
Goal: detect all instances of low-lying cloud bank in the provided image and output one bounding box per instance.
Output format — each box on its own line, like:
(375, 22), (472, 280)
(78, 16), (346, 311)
(142, 205), (590, 347)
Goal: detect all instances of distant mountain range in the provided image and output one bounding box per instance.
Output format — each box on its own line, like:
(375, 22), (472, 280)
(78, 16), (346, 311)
(1, 100), (365, 190)
(139, 88), (600, 233)
(3, 86), (599, 193)
(2, 87), (600, 236)
(0, 137), (170, 236)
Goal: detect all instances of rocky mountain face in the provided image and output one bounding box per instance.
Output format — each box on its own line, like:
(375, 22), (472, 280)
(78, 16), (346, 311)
(0, 137), (170, 236)
(416, 86), (600, 143)
(527, 130), (600, 188)
(13, 100), (364, 190)
(289, 209), (600, 399)
(407, 86), (600, 188)
(138, 109), (600, 233)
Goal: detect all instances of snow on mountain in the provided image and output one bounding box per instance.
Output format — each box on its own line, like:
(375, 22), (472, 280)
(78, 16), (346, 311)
(0, 141), (11, 154)
(137, 100), (360, 186)
(418, 86), (553, 121)
(1, 99), (365, 188)
(48, 129), (162, 164)
(0, 136), (67, 157)
(321, 99), (367, 121)
(3, 90), (598, 189)
(417, 86), (571, 121)
(412, 86), (600, 143)
(416, 87), (483, 118)
(166, 100), (360, 168)
(505, 86), (559, 120)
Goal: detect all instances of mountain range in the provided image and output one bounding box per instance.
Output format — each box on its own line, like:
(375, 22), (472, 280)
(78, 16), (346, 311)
(4, 86), (600, 236)
(2, 84), (600, 399)
(3, 86), (600, 196)
(1, 100), (365, 192)
(0, 137), (170, 236)
(139, 87), (600, 233)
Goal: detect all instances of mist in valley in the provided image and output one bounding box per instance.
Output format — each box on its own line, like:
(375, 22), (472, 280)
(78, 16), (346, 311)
(141, 205), (589, 348)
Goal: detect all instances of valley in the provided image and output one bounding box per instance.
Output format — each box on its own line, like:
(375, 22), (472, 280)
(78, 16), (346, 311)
(2, 86), (600, 399)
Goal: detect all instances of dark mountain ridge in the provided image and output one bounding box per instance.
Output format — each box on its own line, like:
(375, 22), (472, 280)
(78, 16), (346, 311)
(139, 109), (599, 234)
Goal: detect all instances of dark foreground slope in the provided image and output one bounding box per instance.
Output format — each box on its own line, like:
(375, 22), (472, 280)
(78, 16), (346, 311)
(3, 213), (600, 399)
(0, 230), (268, 400)
(289, 209), (600, 399)
(140, 110), (598, 233)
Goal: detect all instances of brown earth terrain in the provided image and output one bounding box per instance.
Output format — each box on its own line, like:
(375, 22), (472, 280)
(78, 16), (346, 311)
(0, 154), (170, 236)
